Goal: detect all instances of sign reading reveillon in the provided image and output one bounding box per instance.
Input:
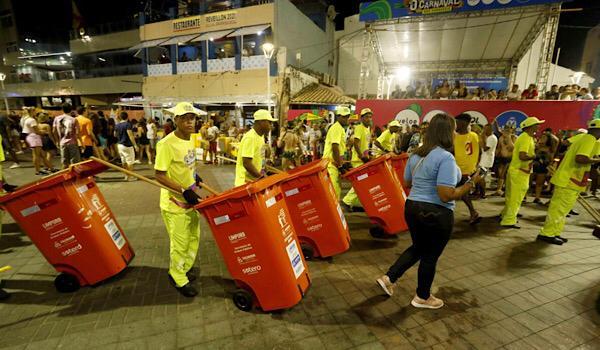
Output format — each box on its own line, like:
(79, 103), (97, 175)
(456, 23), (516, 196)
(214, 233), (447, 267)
(205, 10), (237, 28)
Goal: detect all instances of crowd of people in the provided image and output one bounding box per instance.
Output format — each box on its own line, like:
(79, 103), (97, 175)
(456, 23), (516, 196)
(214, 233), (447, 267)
(390, 81), (600, 101)
(2, 100), (599, 307)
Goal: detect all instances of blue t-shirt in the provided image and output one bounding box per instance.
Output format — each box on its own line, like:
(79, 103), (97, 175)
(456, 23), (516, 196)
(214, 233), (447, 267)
(404, 147), (462, 210)
(115, 121), (133, 147)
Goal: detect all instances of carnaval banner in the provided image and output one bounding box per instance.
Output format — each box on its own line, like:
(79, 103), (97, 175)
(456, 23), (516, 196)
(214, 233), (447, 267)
(359, 0), (568, 21)
(355, 99), (600, 134)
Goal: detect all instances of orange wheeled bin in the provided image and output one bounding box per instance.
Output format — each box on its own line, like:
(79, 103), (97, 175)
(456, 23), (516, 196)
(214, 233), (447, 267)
(0, 161), (135, 293)
(195, 173), (311, 312)
(389, 153), (410, 194)
(280, 159), (350, 259)
(342, 154), (409, 238)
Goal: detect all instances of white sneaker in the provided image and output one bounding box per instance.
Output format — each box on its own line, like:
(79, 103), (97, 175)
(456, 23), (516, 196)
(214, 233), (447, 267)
(9, 163), (20, 169)
(133, 160), (141, 164)
(376, 275), (394, 296)
(15, 151), (24, 155)
(148, 161), (153, 165)
(411, 295), (444, 309)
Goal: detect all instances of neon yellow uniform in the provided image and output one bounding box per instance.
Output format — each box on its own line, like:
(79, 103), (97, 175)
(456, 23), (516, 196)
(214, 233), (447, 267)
(155, 132), (201, 287)
(454, 132), (480, 175)
(323, 122), (346, 198)
(541, 134), (600, 237)
(234, 128), (264, 187)
(501, 132), (535, 226)
(375, 129), (395, 157)
(342, 123), (370, 207)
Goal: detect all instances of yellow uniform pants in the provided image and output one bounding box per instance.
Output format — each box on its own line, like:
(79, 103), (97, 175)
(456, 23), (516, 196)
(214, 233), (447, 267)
(342, 161), (364, 208)
(540, 186), (579, 237)
(328, 164), (341, 199)
(161, 210), (201, 287)
(500, 168), (530, 226)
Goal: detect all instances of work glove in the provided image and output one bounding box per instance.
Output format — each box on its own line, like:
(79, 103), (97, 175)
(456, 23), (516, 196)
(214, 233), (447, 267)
(194, 173), (203, 185)
(182, 189), (201, 205)
(2, 183), (17, 192)
(338, 162), (351, 175)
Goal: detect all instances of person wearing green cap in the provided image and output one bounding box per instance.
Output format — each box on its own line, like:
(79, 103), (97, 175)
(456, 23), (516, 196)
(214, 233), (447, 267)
(374, 120), (401, 157)
(155, 102), (204, 297)
(323, 106), (351, 198)
(234, 109), (276, 186)
(538, 120), (600, 245)
(342, 108), (373, 210)
(500, 116), (544, 228)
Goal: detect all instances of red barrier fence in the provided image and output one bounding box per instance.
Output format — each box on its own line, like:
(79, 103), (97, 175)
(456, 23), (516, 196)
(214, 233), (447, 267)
(356, 99), (600, 132)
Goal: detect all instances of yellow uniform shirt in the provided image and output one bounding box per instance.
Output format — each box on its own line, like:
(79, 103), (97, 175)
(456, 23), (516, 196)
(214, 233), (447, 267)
(0, 134), (5, 162)
(323, 122), (346, 162)
(154, 132), (197, 213)
(351, 124), (371, 163)
(375, 129), (394, 155)
(510, 132), (536, 174)
(235, 128), (264, 187)
(454, 131), (480, 175)
(551, 133), (600, 191)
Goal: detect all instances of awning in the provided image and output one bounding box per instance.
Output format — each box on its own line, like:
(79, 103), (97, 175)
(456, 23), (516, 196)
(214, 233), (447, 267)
(290, 83), (356, 105)
(160, 33), (202, 46)
(129, 38), (171, 50)
(226, 24), (270, 38)
(190, 29), (234, 43)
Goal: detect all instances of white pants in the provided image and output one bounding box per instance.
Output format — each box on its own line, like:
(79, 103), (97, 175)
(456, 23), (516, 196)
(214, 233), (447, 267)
(118, 144), (135, 166)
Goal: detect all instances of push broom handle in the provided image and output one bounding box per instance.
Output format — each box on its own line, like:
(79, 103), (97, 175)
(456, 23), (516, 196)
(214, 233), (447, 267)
(89, 157), (219, 196)
(216, 155), (283, 174)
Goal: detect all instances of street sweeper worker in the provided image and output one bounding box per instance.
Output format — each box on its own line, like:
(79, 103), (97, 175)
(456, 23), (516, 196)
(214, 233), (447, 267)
(323, 106), (351, 198)
(234, 109), (276, 187)
(500, 116), (544, 228)
(374, 120), (401, 156)
(154, 102), (204, 298)
(342, 108), (373, 211)
(538, 119), (600, 245)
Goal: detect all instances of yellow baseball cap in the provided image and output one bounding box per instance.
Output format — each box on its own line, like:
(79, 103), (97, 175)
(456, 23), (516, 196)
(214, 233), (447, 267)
(360, 108), (373, 116)
(348, 114), (359, 123)
(388, 120), (401, 128)
(588, 119), (600, 129)
(335, 106), (351, 116)
(165, 102), (206, 117)
(520, 116), (545, 129)
(253, 109), (277, 121)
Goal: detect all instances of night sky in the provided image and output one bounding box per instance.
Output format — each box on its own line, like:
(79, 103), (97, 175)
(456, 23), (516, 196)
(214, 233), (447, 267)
(16, 0), (600, 72)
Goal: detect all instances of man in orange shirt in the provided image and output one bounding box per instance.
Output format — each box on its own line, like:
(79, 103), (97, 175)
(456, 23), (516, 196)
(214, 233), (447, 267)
(75, 106), (97, 159)
(454, 113), (481, 224)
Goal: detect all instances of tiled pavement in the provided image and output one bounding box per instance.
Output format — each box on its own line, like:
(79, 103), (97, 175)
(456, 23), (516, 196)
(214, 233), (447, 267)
(0, 161), (599, 349)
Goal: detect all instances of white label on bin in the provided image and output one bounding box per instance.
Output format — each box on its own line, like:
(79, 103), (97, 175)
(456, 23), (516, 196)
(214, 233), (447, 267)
(337, 204), (347, 230)
(104, 219), (126, 250)
(357, 173), (369, 181)
(76, 184), (88, 194)
(286, 241), (305, 279)
(265, 196), (276, 208)
(20, 205), (40, 217)
(214, 215), (230, 226)
(285, 188), (299, 197)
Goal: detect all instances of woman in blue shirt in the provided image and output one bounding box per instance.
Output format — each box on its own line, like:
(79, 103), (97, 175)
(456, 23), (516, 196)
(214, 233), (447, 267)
(377, 113), (481, 309)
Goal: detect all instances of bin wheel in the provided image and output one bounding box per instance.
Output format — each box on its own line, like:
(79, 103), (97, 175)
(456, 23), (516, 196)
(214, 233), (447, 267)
(593, 225), (600, 239)
(300, 243), (315, 260)
(369, 226), (386, 238)
(54, 273), (80, 293)
(232, 289), (253, 312)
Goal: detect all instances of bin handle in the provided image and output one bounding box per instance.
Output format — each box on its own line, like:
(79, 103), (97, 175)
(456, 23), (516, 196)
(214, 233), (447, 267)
(216, 155), (283, 174)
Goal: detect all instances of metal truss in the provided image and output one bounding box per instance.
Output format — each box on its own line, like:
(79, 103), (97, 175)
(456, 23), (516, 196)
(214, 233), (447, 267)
(535, 3), (560, 92)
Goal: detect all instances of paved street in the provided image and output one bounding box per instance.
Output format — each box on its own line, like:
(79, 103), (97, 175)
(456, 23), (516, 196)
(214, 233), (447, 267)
(0, 160), (599, 349)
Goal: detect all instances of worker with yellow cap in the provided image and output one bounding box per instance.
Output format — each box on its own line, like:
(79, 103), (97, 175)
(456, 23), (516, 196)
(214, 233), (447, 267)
(323, 106), (351, 198)
(374, 120), (401, 157)
(155, 102), (205, 297)
(500, 116), (544, 228)
(538, 120), (600, 245)
(342, 108), (373, 211)
(234, 109), (276, 187)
